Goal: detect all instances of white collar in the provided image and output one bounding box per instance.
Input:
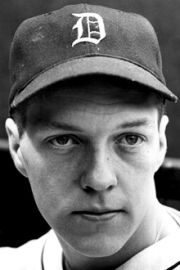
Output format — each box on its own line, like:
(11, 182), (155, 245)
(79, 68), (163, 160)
(117, 230), (180, 270)
(42, 230), (63, 270)
(42, 229), (180, 270)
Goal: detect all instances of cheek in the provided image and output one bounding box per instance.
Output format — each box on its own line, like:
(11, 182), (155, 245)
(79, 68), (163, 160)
(21, 146), (84, 221)
(116, 148), (158, 209)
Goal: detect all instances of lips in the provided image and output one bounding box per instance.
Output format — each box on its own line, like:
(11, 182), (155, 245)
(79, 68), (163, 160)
(73, 209), (124, 222)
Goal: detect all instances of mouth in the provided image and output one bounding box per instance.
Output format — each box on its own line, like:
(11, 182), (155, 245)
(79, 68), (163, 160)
(73, 209), (124, 222)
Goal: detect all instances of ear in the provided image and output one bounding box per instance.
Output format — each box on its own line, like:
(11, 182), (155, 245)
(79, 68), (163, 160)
(5, 118), (28, 178)
(157, 114), (169, 168)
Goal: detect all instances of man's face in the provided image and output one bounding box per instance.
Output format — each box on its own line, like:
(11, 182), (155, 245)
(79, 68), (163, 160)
(7, 80), (168, 258)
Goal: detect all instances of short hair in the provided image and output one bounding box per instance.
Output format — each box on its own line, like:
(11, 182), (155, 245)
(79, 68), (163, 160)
(10, 75), (166, 136)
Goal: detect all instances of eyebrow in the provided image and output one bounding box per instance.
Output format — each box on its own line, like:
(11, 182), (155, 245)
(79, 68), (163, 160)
(40, 118), (151, 132)
(44, 121), (83, 132)
(118, 119), (151, 129)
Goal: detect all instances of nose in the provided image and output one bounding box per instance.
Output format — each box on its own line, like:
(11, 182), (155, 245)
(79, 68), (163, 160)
(80, 148), (117, 192)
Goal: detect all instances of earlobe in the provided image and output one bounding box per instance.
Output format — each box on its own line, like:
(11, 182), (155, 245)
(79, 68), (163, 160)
(158, 114), (169, 166)
(5, 118), (28, 178)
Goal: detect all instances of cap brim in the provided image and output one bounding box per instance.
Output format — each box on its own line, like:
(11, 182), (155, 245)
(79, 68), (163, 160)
(11, 56), (178, 107)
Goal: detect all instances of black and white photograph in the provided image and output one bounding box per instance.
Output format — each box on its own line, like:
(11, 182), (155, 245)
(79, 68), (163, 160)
(0, 1), (180, 269)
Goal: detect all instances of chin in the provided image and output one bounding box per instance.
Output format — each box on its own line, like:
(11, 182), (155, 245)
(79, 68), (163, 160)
(67, 234), (128, 258)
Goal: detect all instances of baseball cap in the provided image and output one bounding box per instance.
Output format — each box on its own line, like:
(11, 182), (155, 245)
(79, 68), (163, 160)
(9, 3), (178, 109)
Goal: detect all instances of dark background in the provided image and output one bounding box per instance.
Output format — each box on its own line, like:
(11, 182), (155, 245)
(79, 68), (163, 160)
(1, 0), (180, 248)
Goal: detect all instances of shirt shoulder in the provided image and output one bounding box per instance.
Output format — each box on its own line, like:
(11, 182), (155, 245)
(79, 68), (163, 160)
(0, 230), (51, 270)
(166, 261), (180, 269)
(164, 205), (180, 226)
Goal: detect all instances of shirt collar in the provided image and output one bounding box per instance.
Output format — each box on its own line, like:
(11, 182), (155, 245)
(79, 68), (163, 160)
(42, 230), (63, 270)
(42, 229), (180, 270)
(117, 230), (180, 270)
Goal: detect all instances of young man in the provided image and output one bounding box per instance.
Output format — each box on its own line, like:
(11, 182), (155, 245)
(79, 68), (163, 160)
(1, 3), (180, 270)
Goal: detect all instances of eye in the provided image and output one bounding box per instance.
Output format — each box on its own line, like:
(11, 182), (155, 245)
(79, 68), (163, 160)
(49, 135), (80, 148)
(116, 134), (145, 146)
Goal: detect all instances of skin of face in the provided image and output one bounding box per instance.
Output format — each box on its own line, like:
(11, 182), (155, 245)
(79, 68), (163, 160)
(6, 79), (169, 269)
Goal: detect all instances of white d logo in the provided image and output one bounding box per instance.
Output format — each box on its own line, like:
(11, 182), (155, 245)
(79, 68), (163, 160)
(72, 12), (106, 47)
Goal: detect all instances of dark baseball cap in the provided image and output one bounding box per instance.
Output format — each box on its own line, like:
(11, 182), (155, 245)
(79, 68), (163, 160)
(9, 3), (178, 109)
